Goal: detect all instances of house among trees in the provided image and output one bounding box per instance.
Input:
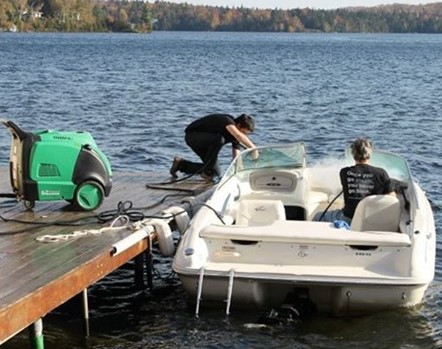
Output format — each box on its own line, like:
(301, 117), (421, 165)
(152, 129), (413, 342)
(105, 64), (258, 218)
(0, 0), (441, 33)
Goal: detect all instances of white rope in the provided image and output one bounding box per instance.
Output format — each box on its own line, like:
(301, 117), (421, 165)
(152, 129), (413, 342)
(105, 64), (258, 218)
(132, 218), (157, 231)
(35, 216), (132, 243)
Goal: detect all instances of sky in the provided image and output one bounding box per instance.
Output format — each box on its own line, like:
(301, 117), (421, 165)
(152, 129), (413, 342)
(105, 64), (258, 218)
(166, 0), (438, 10)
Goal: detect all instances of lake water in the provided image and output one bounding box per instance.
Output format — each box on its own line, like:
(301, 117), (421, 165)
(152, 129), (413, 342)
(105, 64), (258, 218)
(0, 32), (441, 348)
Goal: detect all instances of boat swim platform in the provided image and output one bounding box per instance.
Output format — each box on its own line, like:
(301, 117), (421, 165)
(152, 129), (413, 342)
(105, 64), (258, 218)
(0, 167), (213, 346)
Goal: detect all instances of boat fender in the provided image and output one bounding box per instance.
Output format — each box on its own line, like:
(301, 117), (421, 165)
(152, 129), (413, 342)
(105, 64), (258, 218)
(149, 219), (175, 256)
(161, 206), (190, 234)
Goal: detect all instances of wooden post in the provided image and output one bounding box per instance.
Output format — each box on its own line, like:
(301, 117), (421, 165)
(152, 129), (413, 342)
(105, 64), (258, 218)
(145, 235), (153, 290)
(134, 254), (145, 290)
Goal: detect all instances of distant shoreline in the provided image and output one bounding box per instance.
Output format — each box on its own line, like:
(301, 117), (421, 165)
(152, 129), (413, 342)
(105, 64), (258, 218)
(1, 1), (441, 34)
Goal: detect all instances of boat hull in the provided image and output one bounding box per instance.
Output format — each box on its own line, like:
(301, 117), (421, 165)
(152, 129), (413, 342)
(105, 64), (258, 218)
(173, 144), (435, 316)
(178, 273), (429, 315)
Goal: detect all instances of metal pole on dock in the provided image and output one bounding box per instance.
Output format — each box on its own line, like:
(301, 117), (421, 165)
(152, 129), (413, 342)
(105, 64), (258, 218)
(226, 269), (235, 316)
(82, 288), (90, 337)
(29, 319), (44, 349)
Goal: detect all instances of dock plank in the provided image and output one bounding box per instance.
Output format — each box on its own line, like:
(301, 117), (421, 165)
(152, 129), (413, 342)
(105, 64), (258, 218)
(0, 167), (212, 344)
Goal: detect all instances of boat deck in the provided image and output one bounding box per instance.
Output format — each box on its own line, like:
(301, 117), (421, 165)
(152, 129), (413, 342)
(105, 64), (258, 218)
(0, 167), (212, 345)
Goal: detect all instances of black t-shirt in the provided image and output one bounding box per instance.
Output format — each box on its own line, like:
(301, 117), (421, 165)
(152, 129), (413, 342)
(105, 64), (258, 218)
(340, 163), (393, 218)
(185, 114), (240, 149)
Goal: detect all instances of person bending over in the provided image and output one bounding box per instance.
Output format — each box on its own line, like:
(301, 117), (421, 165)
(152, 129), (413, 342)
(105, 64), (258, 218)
(170, 113), (258, 181)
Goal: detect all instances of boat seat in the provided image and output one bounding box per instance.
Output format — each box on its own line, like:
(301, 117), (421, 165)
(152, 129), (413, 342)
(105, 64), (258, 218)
(236, 199), (286, 226)
(351, 195), (401, 232)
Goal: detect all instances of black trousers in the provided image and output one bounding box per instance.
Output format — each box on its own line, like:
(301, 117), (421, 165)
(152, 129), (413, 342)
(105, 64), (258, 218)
(179, 131), (224, 177)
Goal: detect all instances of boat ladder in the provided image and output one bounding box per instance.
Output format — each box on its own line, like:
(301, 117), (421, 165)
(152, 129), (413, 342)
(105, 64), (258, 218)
(195, 267), (236, 317)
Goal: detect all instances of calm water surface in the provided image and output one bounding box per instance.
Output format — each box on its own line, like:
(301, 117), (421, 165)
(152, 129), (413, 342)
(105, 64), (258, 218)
(0, 32), (441, 348)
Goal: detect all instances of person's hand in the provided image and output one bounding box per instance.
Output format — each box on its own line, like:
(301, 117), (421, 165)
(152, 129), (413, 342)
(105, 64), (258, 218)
(250, 149), (259, 161)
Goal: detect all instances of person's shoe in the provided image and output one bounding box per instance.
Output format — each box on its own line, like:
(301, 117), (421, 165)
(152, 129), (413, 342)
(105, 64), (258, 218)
(170, 156), (182, 178)
(200, 172), (214, 182)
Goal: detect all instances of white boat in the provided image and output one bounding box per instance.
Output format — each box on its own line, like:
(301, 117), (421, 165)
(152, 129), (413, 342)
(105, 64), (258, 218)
(172, 143), (435, 316)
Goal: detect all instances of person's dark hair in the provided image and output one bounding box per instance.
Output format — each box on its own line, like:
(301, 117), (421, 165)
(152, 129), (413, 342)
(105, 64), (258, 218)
(235, 114), (255, 132)
(351, 137), (373, 162)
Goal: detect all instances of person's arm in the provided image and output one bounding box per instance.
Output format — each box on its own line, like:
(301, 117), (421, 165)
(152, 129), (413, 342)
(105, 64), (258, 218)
(226, 124), (259, 160)
(225, 124), (256, 149)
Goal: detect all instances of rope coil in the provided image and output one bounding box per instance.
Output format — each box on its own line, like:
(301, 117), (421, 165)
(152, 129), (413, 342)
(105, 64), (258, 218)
(36, 215), (131, 243)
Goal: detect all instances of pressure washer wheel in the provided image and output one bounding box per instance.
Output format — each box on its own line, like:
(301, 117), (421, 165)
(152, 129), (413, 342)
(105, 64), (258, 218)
(74, 180), (105, 211)
(23, 200), (35, 210)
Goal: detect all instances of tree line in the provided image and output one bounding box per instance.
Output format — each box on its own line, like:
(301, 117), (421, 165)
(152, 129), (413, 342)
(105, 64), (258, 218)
(152, 2), (442, 33)
(1, 0), (441, 33)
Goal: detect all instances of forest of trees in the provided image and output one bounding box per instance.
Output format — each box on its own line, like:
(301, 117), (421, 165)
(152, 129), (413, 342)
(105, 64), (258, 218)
(1, 0), (441, 33)
(152, 2), (442, 33)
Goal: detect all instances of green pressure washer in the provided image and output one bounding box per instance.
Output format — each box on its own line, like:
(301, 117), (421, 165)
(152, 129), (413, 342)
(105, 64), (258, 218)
(1, 119), (113, 211)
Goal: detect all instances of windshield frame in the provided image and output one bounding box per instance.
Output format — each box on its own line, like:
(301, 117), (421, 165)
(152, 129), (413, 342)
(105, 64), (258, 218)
(219, 143), (306, 187)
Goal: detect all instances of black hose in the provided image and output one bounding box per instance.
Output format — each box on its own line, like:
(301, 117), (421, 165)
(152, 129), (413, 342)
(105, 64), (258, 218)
(0, 213), (97, 235)
(97, 200), (145, 223)
(0, 190), (190, 234)
(318, 190), (343, 222)
(0, 193), (16, 198)
(146, 149), (221, 188)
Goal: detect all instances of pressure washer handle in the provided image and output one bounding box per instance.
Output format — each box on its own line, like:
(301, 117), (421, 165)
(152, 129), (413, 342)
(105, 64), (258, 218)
(1, 119), (29, 141)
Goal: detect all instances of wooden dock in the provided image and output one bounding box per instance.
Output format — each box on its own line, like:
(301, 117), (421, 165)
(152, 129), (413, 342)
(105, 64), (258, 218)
(0, 167), (212, 346)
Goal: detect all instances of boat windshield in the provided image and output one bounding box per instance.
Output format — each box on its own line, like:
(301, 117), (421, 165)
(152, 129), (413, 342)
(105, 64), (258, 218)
(345, 148), (412, 182)
(221, 143), (306, 183)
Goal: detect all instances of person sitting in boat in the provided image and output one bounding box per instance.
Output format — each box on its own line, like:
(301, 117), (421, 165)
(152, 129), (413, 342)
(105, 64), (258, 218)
(169, 113), (258, 181)
(317, 137), (395, 224)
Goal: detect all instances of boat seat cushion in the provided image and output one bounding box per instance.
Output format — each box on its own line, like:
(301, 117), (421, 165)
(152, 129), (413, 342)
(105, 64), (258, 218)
(351, 195), (401, 232)
(236, 199), (286, 226)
